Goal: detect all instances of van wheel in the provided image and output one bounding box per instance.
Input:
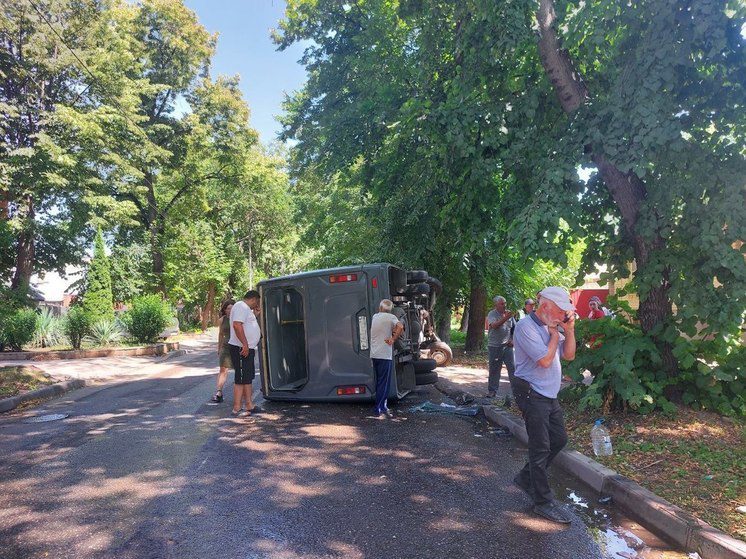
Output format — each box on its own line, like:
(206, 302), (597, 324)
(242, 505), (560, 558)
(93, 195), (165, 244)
(407, 270), (428, 283)
(428, 342), (453, 367)
(415, 371), (438, 385)
(413, 358), (437, 374)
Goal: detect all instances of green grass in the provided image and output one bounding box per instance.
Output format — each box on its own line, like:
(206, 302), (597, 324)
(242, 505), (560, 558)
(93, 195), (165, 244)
(0, 366), (55, 398)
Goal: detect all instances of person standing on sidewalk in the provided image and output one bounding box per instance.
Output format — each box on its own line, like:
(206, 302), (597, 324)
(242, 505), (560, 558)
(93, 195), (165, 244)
(369, 299), (404, 418)
(511, 286), (576, 525)
(486, 296), (516, 398)
(211, 299), (235, 403)
(228, 290), (261, 416)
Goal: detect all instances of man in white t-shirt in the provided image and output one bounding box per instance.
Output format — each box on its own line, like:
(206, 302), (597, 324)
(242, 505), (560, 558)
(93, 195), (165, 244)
(369, 299), (404, 418)
(228, 290), (261, 416)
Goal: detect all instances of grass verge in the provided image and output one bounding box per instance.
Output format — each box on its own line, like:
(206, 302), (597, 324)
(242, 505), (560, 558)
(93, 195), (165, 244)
(558, 399), (746, 541)
(0, 366), (56, 398)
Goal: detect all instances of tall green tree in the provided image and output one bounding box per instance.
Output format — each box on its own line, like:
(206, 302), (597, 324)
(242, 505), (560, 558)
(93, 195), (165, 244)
(82, 228), (114, 319)
(0, 0), (128, 290)
(523, 0), (746, 377)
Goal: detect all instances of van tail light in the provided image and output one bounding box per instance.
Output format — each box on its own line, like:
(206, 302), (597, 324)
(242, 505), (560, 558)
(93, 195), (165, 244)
(337, 386), (367, 395)
(329, 273), (358, 283)
(372, 277), (378, 288)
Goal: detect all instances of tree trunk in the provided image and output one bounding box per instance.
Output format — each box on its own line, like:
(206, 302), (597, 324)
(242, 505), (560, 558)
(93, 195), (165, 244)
(10, 196), (34, 291)
(536, 0), (677, 378)
(465, 264), (487, 352)
(436, 303), (452, 344)
(459, 306), (469, 332)
(201, 282), (216, 331)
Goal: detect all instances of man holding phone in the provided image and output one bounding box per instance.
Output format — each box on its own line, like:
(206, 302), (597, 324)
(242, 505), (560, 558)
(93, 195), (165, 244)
(511, 286), (576, 524)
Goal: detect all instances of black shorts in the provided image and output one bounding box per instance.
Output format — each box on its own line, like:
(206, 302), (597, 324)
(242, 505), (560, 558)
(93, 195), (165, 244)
(229, 344), (256, 385)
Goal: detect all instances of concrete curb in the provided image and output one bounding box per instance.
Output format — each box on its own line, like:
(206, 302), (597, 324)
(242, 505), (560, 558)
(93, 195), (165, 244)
(155, 348), (188, 362)
(0, 379), (86, 413)
(482, 405), (746, 559)
(0, 342), (180, 362)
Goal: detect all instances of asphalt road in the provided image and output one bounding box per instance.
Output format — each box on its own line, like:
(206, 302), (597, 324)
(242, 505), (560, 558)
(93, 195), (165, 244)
(0, 349), (682, 559)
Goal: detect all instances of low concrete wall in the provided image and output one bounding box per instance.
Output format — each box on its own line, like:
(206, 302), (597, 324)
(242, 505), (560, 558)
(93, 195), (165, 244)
(0, 342), (179, 362)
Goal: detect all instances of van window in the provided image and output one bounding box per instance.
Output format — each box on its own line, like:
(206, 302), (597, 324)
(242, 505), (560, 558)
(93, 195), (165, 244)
(265, 287), (308, 390)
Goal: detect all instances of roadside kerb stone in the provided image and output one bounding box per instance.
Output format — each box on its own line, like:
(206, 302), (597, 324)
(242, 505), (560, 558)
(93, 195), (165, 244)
(481, 404), (746, 559)
(0, 379), (86, 413)
(0, 342), (179, 362)
(156, 348), (188, 362)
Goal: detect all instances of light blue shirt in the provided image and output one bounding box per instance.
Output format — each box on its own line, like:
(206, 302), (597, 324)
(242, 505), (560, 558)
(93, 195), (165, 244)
(513, 314), (565, 398)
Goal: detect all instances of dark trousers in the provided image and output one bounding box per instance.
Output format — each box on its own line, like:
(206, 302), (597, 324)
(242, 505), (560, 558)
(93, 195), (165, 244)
(488, 345), (515, 393)
(513, 377), (568, 504)
(372, 358), (393, 414)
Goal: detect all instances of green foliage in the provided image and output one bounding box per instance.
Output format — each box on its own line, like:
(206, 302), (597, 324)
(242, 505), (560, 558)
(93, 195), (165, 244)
(84, 319), (125, 347)
(32, 308), (65, 348)
(0, 309), (38, 351)
(109, 241), (153, 303)
(567, 313), (746, 417)
(82, 229), (114, 320)
(64, 307), (93, 350)
(122, 295), (172, 344)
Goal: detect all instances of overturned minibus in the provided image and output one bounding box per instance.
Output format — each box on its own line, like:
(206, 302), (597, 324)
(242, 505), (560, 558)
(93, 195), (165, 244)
(257, 263), (450, 402)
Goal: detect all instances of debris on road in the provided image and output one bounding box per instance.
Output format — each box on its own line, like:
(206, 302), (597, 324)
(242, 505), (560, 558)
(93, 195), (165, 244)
(409, 400), (480, 416)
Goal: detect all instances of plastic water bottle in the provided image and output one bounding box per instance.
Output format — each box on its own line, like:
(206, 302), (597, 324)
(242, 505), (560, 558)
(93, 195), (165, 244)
(591, 419), (613, 456)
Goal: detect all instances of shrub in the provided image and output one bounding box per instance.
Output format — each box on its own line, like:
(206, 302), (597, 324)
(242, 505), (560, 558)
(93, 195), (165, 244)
(64, 307), (93, 350)
(32, 308), (65, 348)
(565, 316), (672, 414)
(0, 309), (38, 351)
(84, 318), (125, 347)
(566, 314), (746, 417)
(82, 228), (114, 320)
(122, 295), (171, 344)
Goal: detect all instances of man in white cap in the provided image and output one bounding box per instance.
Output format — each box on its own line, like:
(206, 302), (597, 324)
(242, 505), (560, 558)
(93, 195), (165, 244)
(511, 286), (576, 525)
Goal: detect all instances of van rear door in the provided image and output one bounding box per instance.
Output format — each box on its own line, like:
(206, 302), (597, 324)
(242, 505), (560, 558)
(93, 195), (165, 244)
(307, 272), (372, 391)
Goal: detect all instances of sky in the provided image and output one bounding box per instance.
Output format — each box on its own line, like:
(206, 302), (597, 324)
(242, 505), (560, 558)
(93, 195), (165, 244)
(182, 0), (309, 145)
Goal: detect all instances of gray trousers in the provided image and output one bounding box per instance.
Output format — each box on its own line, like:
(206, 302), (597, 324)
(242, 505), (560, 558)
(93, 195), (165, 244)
(487, 344), (515, 393)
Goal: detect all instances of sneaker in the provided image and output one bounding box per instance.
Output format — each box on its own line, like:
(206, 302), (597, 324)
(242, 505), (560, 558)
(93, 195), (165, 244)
(383, 409), (394, 418)
(533, 502), (572, 524)
(211, 392), (224, 403)
(487, 391), (497, 398)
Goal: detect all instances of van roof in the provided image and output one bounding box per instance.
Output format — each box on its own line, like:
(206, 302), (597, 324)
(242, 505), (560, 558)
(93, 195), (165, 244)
(258, 263), (395, 286)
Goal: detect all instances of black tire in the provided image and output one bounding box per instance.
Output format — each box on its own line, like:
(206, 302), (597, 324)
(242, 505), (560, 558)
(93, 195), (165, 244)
(413, 358), (437, 374)
(415, 371), (438, 385)
(407, 270), (428, 283)
(427, 341), (453, 367)
(405, 282), (430, 296)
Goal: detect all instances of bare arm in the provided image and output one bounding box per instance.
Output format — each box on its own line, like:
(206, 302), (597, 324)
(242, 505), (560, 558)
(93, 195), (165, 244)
(489, 312), (513, 329)
(561, 315), (576, 361)
(385, 322), (405, 345)
(218, 316), (225, 350)
(233, 320), (249, 356)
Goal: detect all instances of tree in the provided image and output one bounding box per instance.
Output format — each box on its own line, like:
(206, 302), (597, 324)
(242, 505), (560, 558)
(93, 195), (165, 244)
(526, 0), (746, 379)
(0, 0), (126, 290)
(82, 228), (114, 320)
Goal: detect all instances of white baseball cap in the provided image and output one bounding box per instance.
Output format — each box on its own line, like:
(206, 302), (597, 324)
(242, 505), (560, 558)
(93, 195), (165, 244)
(538, 286), (575, 311)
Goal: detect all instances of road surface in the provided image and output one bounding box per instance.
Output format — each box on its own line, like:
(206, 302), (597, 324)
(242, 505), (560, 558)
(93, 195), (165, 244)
(0, 347), (685, 559)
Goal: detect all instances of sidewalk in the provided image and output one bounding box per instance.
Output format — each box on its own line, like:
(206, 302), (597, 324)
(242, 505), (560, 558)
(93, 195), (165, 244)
(0, 333), (215, 386)
(435, 363), (510, 398)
